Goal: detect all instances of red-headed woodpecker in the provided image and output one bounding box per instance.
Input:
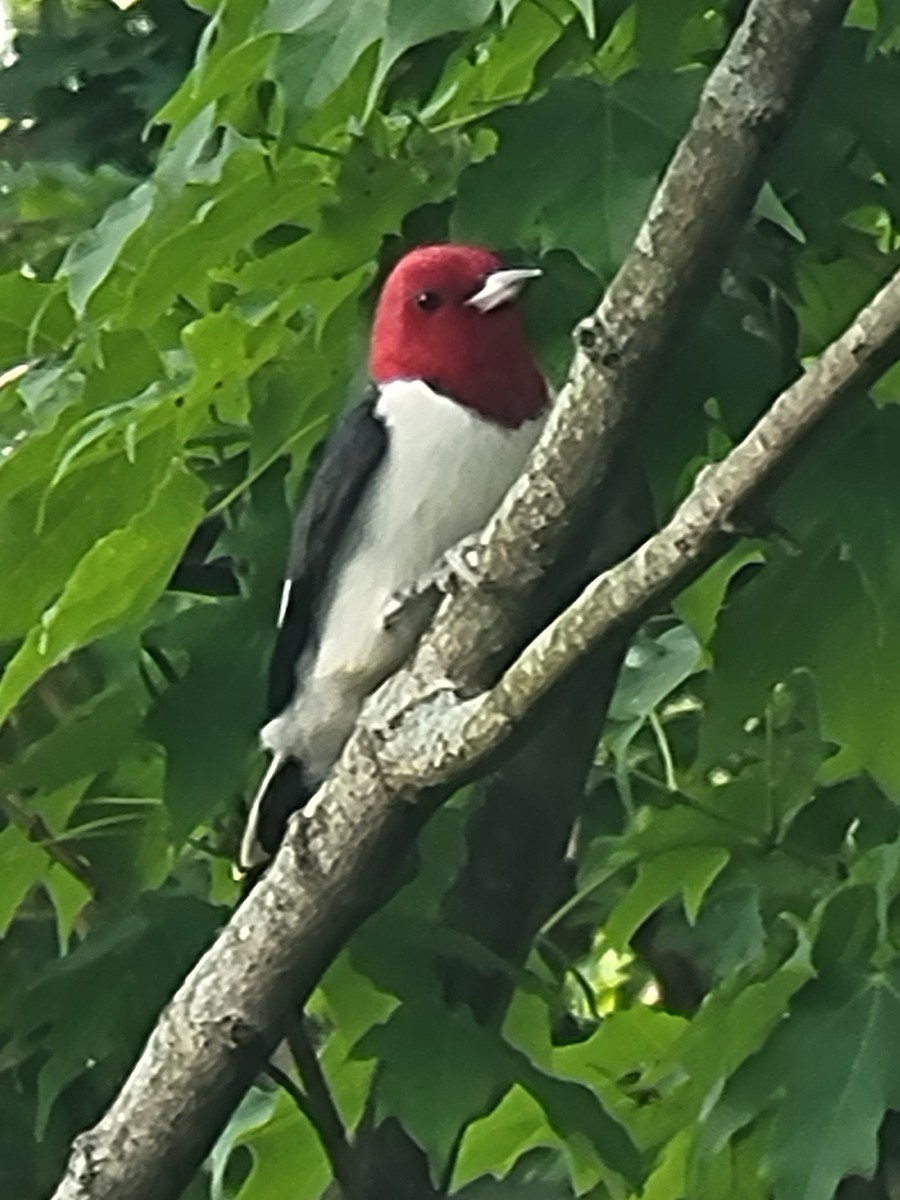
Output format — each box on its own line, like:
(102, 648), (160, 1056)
(239, 244), (547, 869)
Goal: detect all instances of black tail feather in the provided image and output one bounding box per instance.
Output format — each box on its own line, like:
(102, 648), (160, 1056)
(240, 757), (314, 889)
(257, 757), (312, 856)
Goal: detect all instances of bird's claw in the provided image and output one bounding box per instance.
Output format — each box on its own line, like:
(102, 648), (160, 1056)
(382, 536), (483, 631)
(443, 537), (483, 591)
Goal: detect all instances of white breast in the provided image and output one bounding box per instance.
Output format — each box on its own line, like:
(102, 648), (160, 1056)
(261, 380), (543, 780)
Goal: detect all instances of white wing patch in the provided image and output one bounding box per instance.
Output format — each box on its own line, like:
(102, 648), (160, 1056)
(277, 580), (292, 628)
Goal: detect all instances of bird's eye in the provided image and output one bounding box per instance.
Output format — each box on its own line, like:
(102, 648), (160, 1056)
(415, 290), (442, 311)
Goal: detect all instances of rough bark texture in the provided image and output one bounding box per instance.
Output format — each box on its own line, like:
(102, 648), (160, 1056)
(51, 2), (862, 1198)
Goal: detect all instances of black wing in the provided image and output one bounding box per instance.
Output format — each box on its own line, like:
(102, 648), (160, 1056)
(267, 386), (388, 717)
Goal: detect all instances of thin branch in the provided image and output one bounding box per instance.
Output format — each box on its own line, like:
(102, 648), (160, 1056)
(263, 1063), (314, 1121)
(263, 1053), (351, 1189)
(284, 1015), (352, 1189)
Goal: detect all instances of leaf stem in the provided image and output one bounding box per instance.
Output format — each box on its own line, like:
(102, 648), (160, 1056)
(648, 709), (677, 792)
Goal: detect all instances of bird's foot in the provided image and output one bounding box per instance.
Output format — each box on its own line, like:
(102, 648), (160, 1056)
(382, 535), (483, 630)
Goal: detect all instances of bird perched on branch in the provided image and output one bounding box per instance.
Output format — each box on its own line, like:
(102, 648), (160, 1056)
(239, 243), (547, 871)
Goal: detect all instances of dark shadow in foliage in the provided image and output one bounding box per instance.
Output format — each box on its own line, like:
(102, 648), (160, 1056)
(0, 0), (204, 173)
(0, 885), (223, 1197)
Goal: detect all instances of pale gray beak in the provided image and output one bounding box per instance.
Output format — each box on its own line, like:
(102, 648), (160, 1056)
(466, 267), (542, 313)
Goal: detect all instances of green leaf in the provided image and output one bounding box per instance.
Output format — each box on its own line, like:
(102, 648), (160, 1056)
(0, 687), (143, 797)
(643, 1128), (690, 1200)
(423, 0), (570, 132)
(605, 845), (730, 948)
(267, 0), (501, 121)
(209, 1087), (278, 1200)
(0, 423), (178, 643)
(675, 542), (766, 645)
(232, 1089), (330, 1200)
(692, 884), (767, 981)
(700, 526), (900, 794)
(58, 182), (155, 317)
(568, 0), (595, 37)
(272, 129), (472, 290)
(0, 274), (70, 363)
(494, 993), (643, 1187)
(372, 0), (497, 100)
(635, 0), (709, 69)
(754, 182), (806, 243)
(356, 1002), (514, 1178)
(317, 952), (398, 1049)
(454, 1148), (580, 1198)
(876, 0), (900, 40)
(848, 0), (879, 29)
(25, 891), (222, 1138)
(796, 258), (887, 356)
(551, 1006), (687, 1150)
(147, 598), (271, 838)
(699, 970), (900, 1200)
(632, 805), (742, 857)
(655, 931), (813, 1103)
(156, 35), (277, 137)
(0, 465), (205, 726)
(609, 624), (702, 724)
(703, 670), (828, 842)
(516, 1056), (643, 1189)
(121, 153), (321, 328)
(565, 1005), (686, 1084)
(453, 72), (703, 279)
(0, 827), (47, 937)
(813, 885), (879, 974)
(44, 864), (92, 954)
(454, 1085), (578, 1191)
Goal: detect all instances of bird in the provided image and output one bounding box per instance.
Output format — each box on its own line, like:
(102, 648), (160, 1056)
(239, 243), (548, 871)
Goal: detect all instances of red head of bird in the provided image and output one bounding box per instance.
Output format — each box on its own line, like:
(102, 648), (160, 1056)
(369, 243), (548, 428)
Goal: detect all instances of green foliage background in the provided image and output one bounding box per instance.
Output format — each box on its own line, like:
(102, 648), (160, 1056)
(3, 0), (900, 1197)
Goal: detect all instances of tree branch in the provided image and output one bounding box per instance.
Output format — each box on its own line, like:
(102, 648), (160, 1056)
(491, 266), (900, 721)
(284, 1015), (352, 1188)
(263, 1017), (352, 1191)
(50, 1), (857, 1197)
